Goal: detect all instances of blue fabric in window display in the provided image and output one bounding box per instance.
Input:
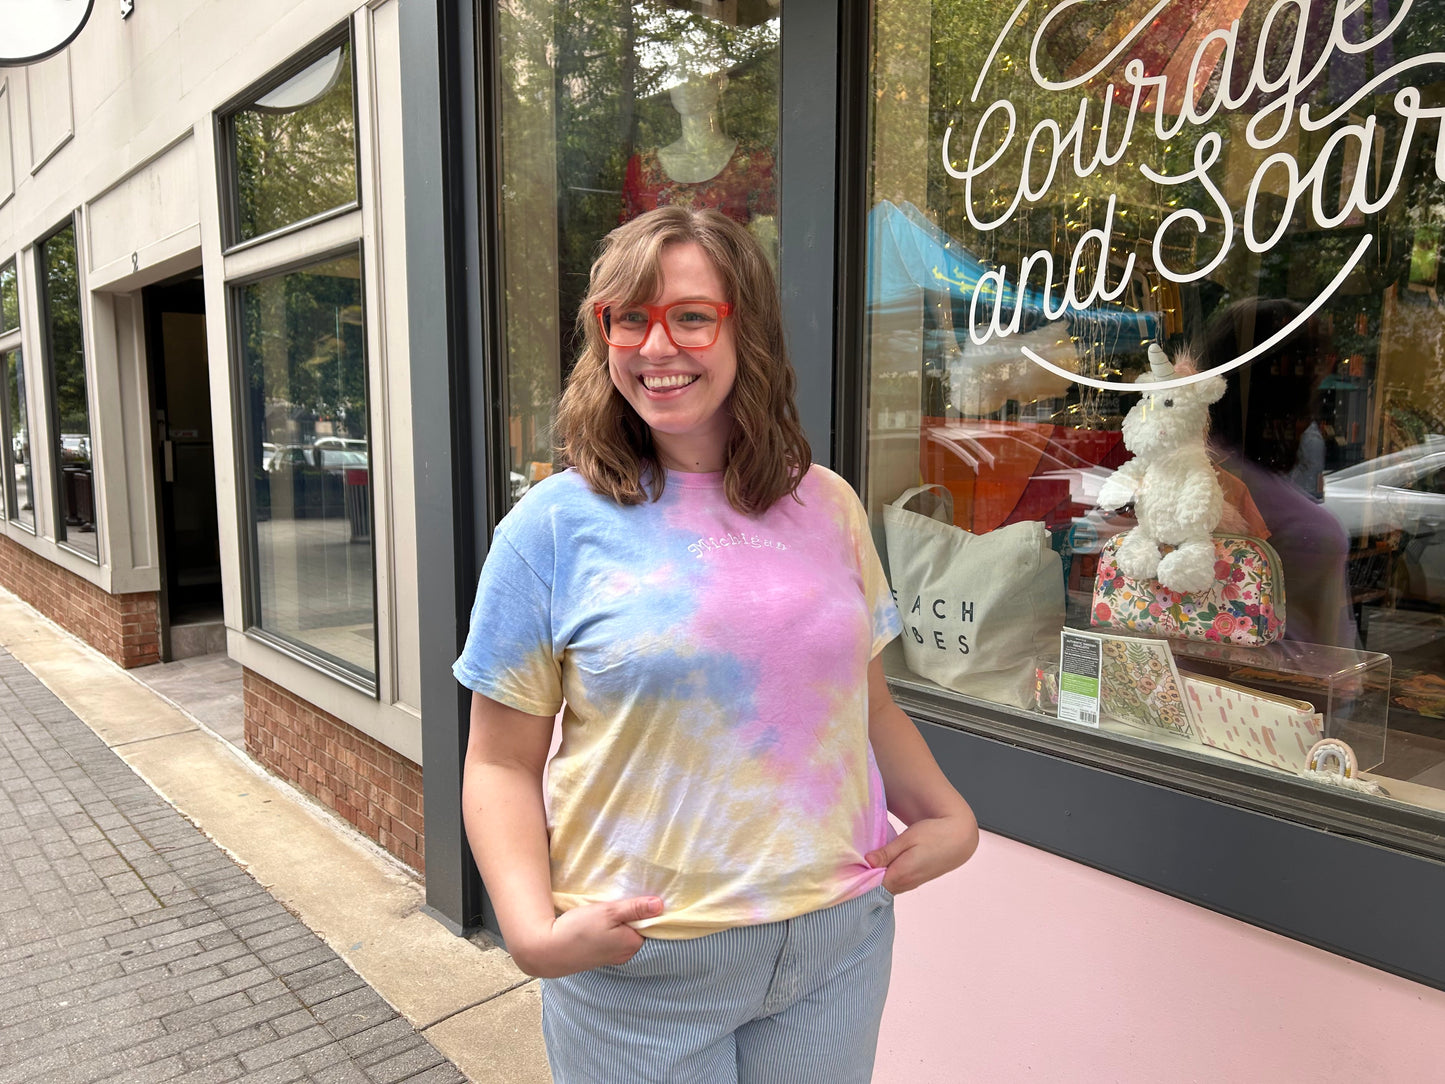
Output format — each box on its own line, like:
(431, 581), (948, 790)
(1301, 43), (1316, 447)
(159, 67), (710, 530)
(865, 200), (1162, 415)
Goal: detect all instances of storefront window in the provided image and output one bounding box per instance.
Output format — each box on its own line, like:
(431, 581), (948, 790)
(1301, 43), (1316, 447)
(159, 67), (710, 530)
(226, 37), (357, 244)
(2, 348), (33, 530)
(237, 251), (374, 678)
(0, 257), (23, 528)
(0, 259), (17, 333)
(865, 0), (1445, 816)
(38, 221), (96, 558)
(494, 0), (780, 506)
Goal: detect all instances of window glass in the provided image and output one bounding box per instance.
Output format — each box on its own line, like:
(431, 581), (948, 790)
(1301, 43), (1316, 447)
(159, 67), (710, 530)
(865, 0), (1445, 817)
(229, 40), (357, 243)
(237, 251), (374, 678)
(39, 222), (96, 557)
(1, 259), (17, 333)
(2, 347), (33, 529)
(494, 0), (780, 506)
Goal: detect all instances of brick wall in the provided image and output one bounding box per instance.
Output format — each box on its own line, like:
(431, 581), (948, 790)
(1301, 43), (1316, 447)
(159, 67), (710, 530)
(0, 534), (160, 667)
(243, 669), (425, 872)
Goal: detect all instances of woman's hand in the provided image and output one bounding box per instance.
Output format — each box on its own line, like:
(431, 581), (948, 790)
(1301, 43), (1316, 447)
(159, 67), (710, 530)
(865, 815), (977, 895)
(510, 896), (664, 978)
(865, 657), (980, 894)
(463, 694), (667, 979)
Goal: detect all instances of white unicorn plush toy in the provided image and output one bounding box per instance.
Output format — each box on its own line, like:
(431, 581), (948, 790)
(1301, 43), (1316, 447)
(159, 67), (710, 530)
(1096, 343), (1228, 594)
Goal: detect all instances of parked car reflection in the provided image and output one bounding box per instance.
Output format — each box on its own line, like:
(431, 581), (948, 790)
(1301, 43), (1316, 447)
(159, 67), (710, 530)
(262, 438), (368, 521)
(59, 432), (91, 463)
(1323, 436), (1445, 604)
(265, 440), (368, 475)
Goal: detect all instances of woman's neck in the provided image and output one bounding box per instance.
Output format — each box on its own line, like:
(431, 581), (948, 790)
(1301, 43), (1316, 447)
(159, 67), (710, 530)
(654, 430), (730, 474)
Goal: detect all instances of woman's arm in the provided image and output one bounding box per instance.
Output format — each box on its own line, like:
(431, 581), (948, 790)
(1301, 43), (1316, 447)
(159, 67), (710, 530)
(462, 692), (662, 977)
(863, 657), (980, 893)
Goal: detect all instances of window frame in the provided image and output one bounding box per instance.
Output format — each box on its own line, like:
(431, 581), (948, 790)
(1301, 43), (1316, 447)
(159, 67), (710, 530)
(216, 23), (382, 698)
(0, 254), (24, 531)
(215, 25), (362, 254)
(225, 243), (379, 694)
(35, 215), (98, 562)
(0, 256), (18, 335)
(0, 344), (35, 533)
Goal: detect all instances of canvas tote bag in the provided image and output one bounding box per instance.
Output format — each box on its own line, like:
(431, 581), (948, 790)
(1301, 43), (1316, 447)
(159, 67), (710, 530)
(883, 485), (1065, 709)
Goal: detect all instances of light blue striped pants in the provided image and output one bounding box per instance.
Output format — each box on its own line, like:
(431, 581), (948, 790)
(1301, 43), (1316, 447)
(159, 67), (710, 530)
(541, 884), (895, 1083)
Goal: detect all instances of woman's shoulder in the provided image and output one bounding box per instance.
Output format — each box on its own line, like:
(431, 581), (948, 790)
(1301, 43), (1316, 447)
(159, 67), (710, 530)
(496, 469), (606, 537)
(776, 465), (870, 535)
(505, 467), (577, 511)
(796, 464), (861, 507)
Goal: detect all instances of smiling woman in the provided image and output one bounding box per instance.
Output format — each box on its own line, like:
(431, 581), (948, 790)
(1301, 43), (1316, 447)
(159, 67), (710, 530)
(557, 206), (805, 513)
(600, 243), (739, 473)
(454, 204), (977, 1082)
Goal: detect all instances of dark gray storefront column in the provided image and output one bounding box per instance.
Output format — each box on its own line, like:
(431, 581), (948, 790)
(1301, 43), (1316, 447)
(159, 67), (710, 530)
(779, 2), (844, 467)
(400, 0), (490, 933)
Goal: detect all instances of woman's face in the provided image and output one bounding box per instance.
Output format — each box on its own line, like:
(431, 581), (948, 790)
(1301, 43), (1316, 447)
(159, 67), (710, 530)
(606, 241), (738, 472)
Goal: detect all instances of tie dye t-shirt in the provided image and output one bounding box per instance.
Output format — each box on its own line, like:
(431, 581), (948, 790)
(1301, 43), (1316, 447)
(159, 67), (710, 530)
(453, 464), (902, 939)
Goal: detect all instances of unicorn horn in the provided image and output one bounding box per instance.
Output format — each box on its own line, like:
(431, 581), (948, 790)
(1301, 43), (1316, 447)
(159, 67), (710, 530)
(1147, 342), (1174, 379)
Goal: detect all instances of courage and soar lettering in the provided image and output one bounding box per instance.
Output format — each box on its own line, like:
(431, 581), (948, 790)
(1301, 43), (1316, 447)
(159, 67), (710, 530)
(943, 0), (1445, 346)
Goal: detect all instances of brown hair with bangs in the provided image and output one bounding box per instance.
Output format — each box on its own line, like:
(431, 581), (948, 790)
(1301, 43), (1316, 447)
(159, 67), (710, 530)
(555, 206), (811, 515)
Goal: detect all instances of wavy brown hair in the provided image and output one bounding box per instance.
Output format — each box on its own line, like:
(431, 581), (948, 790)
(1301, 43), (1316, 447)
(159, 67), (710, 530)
(555, 206), (811, 515)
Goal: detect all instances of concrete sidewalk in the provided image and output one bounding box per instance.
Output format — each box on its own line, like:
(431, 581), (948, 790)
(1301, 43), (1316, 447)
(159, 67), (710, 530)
(0, 590), (550, 1083)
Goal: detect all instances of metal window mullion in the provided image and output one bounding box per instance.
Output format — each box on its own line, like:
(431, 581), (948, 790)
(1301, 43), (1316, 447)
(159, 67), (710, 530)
(351, 4), (390, 703)
(222, 209), (365, 285)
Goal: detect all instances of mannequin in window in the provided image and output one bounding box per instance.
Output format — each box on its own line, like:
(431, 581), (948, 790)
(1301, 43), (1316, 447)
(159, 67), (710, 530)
(621, 68), (777, 261)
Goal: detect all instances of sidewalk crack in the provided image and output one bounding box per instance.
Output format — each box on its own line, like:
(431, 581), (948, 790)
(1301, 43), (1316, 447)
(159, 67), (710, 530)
(420, 976), (539, 1030)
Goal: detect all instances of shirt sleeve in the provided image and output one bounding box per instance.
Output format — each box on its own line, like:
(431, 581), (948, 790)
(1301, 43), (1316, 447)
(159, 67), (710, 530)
(452, 530), (565, 717)
(835, 474), (902, 658)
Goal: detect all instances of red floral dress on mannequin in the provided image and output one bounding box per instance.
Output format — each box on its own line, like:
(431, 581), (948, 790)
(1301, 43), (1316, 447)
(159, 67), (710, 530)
(620, 141), (777, 225)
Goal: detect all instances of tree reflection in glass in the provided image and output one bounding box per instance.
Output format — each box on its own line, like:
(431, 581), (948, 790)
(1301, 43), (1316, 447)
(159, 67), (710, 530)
(495, 1), (780, 509)
(232, 41), (358, 243)
(0, 260), (17, 333)
(239, 251), (374, 679)
(39, 223), (96, 558)
(3, 348), (33, 529)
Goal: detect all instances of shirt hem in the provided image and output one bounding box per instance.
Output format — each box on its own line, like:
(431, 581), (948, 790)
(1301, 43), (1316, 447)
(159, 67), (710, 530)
(553, 870), (888, 940)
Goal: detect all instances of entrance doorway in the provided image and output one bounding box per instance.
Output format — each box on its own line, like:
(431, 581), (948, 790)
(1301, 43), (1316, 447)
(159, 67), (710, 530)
(143, 276), (224, 659)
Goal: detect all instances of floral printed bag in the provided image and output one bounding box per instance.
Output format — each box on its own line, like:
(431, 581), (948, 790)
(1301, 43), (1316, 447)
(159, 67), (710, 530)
(1090, 534), (1286, 647)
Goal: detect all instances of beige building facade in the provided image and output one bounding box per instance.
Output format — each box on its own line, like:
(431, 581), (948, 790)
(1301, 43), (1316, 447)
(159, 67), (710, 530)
(0, 0), (427, 871)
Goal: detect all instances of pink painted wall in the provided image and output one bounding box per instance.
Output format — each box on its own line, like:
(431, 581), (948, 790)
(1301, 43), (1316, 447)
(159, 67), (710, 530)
(877, 831), (1445, 1082)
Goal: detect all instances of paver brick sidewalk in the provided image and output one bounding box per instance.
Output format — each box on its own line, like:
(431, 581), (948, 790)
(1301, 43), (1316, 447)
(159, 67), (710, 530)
(0, 648), (466, 1084)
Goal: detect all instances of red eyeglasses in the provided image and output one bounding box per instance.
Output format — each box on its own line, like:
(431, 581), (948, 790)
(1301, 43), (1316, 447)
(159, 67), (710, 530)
(595, 301), (733, 349)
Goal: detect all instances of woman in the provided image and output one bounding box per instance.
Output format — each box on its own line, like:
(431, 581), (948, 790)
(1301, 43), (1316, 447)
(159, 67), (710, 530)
(1206, 298), (1360, 649)
(454, 206), (977, 1083)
